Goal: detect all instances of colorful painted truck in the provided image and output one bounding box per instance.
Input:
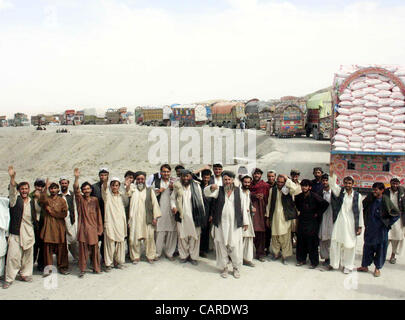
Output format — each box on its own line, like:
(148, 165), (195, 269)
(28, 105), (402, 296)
(305, 89), (333, 140)
(273, 104), (306, 137)
(211, 102), (246, 128)
(136, 107), (164, 126)
(171, 105), (196, 127)
(330, 65), (405, 191)
(245, 100), (273, 130)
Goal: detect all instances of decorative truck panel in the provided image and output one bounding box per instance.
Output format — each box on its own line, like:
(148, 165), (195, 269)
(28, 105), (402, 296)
(331, 65), (405, 190)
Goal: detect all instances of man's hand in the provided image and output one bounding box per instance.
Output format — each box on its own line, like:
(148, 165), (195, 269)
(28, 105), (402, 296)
(45, 178), (50, 190)
(152, 219), (157, 226)
(329, 167), (334, 177)
(124, 176), (132, 188)
(171, 207), (178, 215)
(279, 174), (288, 181)
(210, 184), (218, 191)
(74, 168), (80, 178)
(156, 187), (166, 195)
(356, 227), (362, 236)
(256, 193), (264, 200)
(252, 207), (256, 213)
(209, 216), (213, 223)
(243, 225), (248, 232)
(34, 190), (41, 199)
(8, 166), (16, 178)
(169, 182), (174, 191)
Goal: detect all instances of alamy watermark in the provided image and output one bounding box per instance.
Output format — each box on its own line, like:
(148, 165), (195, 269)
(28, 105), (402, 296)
(148, 127), (257, 169)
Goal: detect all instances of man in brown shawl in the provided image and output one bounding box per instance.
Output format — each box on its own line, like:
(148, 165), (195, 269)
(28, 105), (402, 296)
(73, 168), (104, 277)
(39, 179), (69, 276)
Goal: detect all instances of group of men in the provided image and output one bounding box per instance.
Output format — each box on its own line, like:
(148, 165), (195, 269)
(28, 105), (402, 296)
(1, 163), (404, 289)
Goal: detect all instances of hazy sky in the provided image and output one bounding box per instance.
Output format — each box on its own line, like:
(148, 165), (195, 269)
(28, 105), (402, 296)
(0, 0), (404, 118)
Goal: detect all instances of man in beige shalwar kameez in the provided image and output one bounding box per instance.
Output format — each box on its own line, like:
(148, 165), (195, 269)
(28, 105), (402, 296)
(266, 174), (300, 265)
(127, 171), (161, 264)
(102, 176), (128, 271)
(171, 170), (205, 265)
(3, 166), (37, 289)
(153, 165), (177, 261)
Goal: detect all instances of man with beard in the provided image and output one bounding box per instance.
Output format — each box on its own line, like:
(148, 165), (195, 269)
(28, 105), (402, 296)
(240, 175), (255, 267)
(127, 171), (161, 264)
(40, 179), (69, 276)
(235, 166), (248, 188)
(171, 170), (205, 265)
(3, 167), (37, 289)
(58, 177), (79, 263)
(209, 163), (224, 186)
(250, 168), (270, 262)
(357, 183), (399, 277)
(289, 169), (302, 250)
(311, 167), (324, 194)
(266, 174), (300, 265)
(73, 168), (103, 278)
(102, 176), (128, 271)
(318, 174), (334, 267)
(204, 171), (249, 278)
(29, 178), (46, 272)
(265, 170), (277, 255)
(153, 165), (177, 261)
(91, 167), (109, 263)
(294, 179), (329, 269)
(385, 178), (405, 264)
(199, 169), (214, 258)
(327, 171), (364, 274)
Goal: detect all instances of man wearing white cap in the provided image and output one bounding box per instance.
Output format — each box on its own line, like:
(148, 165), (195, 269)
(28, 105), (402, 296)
(91, 167), (109, 263)
(126, 171), (161, 264)
(59, 177), (79, 263)
(102, 175), (128, 271)
(204, 171), (249, 278)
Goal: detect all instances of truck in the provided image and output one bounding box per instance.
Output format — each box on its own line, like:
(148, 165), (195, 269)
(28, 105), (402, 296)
(171, 105), (196, 127)
(245, 100), (273, 130)
(211, 102), (246, 128)
(330, 65), (405, 191)
(137, 107), (164, 126)
(305, 89), (333, 140)
(273, 104), (306, 137)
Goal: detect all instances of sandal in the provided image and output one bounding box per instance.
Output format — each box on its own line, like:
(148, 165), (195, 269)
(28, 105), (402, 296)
(2, 282), (11, 289)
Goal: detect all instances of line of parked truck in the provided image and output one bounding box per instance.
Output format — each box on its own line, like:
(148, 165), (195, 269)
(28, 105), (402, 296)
(134, 88), (333, 140)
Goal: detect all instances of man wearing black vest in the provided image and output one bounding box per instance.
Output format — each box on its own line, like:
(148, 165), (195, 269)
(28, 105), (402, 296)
(385, 178), (405, 264)
(91, 167), (109, 264)
(3, 166), (37, 289)
(328, 172), (364, 274)
(59, 177), (79, 263)
(204, 171), (249, 279)
(311, 167), (324, 194)
(199, 169), (214, 258)
(171, 170), (205, 265)
(265, 174), (300, 265)
(357, 182), (399, 277)
(294, 179), (329, 269)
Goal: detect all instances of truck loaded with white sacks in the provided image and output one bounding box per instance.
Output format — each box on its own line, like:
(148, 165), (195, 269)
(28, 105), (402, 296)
(330, 65), (405, 191)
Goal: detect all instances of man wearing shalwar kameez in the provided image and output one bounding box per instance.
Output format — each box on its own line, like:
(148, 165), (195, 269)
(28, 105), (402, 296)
(240, 175), (255, 267)
(204, 171), (249, 279)
(318, 174), (334, 267)
(171, 170), (205, 265)
(127, 171), (161, 264)
(384, 178), (405, 264)
(0, 197), (9, 279)
(327, 172), (364, 273)
(153, 165), (177, 261)
(357, 183), (399, 277)
(102, 176), (128, 271)
(265, 174), (300, 265)
(3, 167), (37, 289)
